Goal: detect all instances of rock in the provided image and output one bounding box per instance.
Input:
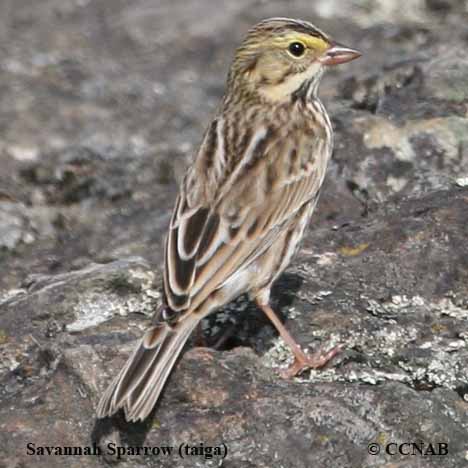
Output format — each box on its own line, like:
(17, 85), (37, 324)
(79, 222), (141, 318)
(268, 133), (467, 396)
(0, 203), (30, 251)
(0, 257), (160, 347)
(1, 1), (468, 467)
(0, 202), (56, 251)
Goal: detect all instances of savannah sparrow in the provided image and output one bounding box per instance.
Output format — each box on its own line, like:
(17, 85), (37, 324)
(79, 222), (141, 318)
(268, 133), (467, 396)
(97, 17), (361, 422)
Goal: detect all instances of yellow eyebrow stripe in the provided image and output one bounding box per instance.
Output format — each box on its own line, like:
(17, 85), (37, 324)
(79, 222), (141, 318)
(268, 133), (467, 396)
(272, 33), (329, 53)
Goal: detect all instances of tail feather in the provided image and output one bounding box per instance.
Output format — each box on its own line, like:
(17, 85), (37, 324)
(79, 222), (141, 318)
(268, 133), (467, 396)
(125, 323), (195, 420)
(96, 314), (200, 422)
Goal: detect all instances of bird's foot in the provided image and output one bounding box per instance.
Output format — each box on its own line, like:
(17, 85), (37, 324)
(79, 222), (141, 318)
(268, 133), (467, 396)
(279, 344), (342, 379)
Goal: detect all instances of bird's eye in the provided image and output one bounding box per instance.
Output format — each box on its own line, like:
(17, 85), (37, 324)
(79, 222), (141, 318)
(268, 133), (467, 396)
(288, 41), (306, 58)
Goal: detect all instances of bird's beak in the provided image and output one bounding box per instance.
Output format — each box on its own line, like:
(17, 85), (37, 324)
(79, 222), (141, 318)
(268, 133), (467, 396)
(319, 42), (362, 66)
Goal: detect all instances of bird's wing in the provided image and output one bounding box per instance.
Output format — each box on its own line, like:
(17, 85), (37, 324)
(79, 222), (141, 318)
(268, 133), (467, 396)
(163, 124), (327, 317)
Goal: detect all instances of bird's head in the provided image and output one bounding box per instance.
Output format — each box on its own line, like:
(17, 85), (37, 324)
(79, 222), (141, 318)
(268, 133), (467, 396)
(227, 18), (361, 103)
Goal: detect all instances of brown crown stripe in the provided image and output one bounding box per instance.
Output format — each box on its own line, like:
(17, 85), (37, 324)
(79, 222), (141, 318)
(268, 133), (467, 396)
(252, 19), (328, 41)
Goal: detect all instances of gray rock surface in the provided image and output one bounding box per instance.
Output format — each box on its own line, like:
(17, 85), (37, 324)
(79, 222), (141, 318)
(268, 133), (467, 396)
(1, 1), (467, 467)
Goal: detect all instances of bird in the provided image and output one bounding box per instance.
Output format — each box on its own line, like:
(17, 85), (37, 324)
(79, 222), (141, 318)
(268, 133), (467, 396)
(97, 17), (361, 422)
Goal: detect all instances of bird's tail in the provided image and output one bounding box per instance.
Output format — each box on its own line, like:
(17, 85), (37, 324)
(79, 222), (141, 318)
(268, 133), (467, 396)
(96, 313), (201, 422)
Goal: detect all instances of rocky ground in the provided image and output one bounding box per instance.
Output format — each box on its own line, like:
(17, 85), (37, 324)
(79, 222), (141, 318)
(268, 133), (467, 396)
(1, 1), (468, 467)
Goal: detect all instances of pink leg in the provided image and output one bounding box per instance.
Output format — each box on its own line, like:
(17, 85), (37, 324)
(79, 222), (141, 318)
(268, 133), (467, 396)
(256, 299), (341, 378)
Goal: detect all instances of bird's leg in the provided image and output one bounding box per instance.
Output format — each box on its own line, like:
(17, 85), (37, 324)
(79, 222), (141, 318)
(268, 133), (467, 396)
(255, 299), (341, 378)
(194, 322), (207, 347)
(212, 321), (238, 350)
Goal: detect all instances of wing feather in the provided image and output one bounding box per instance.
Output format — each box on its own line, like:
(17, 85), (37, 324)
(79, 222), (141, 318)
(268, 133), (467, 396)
(164, 128), (325, 316)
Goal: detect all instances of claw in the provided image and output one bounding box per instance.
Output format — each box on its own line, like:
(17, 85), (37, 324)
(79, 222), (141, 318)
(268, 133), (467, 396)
(279, 344), (342, 379)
